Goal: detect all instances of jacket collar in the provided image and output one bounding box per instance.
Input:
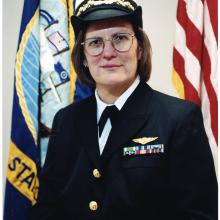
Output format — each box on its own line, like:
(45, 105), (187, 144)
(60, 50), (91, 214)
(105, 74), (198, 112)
(77, 82), (154, 167)
(101, 82), (154, 158)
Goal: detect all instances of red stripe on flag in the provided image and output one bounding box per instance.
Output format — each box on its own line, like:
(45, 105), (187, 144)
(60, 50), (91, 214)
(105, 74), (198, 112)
(185, 22), (203, 64)
(176, 0), (187, 26)
(177, 0), (203, 64)
(173, 48), (201, 104)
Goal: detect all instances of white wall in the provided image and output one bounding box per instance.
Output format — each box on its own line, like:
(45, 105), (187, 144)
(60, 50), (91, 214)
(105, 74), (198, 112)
(3, 0), (178, 191)
(3, 0), (24, 191)
(141, 0), (178, 96)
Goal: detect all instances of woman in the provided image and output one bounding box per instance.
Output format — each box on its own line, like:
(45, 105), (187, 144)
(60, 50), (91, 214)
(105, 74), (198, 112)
(32, 0), (217, 219)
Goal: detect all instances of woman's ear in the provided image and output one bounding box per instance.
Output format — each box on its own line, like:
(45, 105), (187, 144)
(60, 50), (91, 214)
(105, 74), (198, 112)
(83, 59), (88, 67)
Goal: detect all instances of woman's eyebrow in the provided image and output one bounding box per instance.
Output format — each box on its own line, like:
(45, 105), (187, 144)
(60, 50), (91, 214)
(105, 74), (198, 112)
(86, 31), (131, 39)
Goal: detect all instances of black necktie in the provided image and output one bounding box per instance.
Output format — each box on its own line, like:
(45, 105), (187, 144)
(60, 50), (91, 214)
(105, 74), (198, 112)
(98, 105), (119, 137)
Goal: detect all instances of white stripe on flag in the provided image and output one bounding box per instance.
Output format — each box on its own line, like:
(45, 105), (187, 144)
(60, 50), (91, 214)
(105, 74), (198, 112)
(185, 47), (201, 93)
(185, 0), (203, 33)
(204, 1), (218, 97)
(174, 21), (186, 57)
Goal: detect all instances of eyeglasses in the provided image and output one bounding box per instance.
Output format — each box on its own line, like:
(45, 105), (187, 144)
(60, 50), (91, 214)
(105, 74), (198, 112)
(81, 33), (135, 56)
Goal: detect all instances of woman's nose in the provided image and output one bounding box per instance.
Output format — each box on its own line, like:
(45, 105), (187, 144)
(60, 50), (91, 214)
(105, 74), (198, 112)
(102, 40), (117, 59)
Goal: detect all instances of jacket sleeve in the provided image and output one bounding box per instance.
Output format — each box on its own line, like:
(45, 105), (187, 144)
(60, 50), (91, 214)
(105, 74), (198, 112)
(31, 108), (65, 220)
(168, 104), (217, 219)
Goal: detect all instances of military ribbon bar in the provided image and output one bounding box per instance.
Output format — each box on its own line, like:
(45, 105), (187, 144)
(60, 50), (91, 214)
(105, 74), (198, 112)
(123, 144), (164, 156)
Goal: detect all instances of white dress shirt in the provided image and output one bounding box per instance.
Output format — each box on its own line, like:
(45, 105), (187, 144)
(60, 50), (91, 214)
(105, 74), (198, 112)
(95, 77), (140, 154)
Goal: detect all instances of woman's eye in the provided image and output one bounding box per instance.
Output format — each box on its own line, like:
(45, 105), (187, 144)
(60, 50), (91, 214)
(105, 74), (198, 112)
(114, 34), (128, 43)
(115, 35), (124, 41)
(88, 38), (102, 47)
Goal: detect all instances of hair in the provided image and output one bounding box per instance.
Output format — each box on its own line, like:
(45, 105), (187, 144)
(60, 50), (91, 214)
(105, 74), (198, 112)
(72, 23), (152, 87)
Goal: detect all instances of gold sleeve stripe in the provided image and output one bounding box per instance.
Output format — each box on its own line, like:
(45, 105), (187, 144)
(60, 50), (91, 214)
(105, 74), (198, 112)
(7, 141), (39, 205)
(15, 8), (40, 145)
(172, 66), (185, 99)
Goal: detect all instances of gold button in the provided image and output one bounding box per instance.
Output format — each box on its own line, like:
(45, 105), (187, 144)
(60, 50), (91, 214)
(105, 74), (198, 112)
(93, 169), (101, 178)
(89, 201), (98, 211)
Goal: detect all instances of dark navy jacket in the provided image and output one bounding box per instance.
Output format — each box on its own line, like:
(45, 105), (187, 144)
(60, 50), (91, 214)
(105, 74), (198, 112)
(32, 82), (217, 220)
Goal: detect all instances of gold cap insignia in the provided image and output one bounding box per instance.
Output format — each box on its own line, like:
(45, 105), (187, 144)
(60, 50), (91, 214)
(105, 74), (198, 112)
(132, 137), (158, 145)
(76, 0), (135, 16)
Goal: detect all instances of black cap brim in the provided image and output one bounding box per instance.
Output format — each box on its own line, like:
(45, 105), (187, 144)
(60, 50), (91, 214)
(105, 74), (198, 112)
(71, 6), (142, 39)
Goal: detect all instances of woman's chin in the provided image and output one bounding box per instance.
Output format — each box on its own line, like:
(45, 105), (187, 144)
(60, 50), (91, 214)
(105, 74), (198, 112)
(98, 77), (134, 90)
(102, 78), (126, 87)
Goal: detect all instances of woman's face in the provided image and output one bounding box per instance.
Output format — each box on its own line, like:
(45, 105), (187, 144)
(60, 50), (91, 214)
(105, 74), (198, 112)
(84, 19), (141, 91)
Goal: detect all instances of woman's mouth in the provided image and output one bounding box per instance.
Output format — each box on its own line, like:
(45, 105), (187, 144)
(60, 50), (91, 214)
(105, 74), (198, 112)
(101, 64), (122, 69)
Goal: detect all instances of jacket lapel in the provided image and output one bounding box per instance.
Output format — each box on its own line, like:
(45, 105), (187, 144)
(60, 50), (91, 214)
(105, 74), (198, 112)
(102, 82), (154, 158)
(76, 96), (102, 170)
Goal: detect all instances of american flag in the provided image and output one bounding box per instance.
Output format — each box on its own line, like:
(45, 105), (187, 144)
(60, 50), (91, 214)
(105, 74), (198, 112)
(172, 0), (218, 172)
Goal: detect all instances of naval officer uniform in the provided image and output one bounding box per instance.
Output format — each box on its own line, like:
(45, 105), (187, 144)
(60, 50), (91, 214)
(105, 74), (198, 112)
(32, 77), (217, 220)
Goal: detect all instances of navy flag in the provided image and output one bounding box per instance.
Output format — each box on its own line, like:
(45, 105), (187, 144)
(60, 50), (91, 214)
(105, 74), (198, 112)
(4, 0), (92, 219)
